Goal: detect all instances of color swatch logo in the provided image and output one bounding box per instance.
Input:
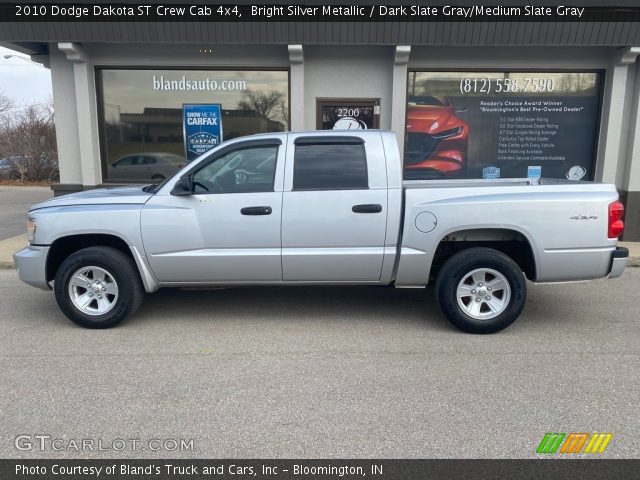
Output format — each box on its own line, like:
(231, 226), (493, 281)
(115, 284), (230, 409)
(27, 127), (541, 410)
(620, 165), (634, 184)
(536, 432), (613, 454)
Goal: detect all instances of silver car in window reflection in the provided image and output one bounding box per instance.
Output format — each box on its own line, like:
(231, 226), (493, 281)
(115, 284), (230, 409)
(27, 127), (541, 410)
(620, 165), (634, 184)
(108, 153), (185, 182)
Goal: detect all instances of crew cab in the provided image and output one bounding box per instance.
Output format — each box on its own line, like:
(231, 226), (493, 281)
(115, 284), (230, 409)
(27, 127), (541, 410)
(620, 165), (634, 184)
(14, 131), (628, 333)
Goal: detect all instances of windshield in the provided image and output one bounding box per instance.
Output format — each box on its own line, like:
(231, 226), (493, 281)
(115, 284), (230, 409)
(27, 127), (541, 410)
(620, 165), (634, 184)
(142, 180), (167, 194)
(141, 143), (228, 193)
(142, 165), (184, 193)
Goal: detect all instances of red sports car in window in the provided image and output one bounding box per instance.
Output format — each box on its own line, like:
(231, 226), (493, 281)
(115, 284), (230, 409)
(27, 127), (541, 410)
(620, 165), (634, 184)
(404, 96), (469, 179)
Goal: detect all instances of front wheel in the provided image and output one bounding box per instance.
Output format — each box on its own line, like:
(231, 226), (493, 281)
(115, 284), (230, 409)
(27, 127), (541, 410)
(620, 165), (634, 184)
(434, 247), (527, 334)
(54, 246), (144, 328)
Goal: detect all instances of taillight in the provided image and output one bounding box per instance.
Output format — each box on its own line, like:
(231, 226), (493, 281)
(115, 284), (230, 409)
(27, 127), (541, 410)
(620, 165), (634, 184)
(608, 200), (624, 238)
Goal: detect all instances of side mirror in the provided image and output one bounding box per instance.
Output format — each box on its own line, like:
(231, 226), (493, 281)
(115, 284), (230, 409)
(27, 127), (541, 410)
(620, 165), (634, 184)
(170, 176), (192, 196)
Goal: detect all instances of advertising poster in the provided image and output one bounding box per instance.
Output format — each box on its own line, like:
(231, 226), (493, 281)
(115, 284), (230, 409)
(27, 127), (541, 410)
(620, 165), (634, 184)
(404, 71), (601, 181)
(183, 103), (223, 162)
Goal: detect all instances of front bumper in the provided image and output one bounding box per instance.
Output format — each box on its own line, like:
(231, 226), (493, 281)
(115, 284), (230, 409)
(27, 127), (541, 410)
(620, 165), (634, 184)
(609, 246), (629, 279)
(13, 244), (51, 290)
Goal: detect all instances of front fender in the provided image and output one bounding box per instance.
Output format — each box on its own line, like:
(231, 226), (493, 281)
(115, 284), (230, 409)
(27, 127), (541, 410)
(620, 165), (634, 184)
(30, 205), (144, 248)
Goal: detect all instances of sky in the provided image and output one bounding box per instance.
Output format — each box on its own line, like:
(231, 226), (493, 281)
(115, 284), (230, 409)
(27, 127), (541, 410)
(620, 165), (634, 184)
(0, 45), (53, 106)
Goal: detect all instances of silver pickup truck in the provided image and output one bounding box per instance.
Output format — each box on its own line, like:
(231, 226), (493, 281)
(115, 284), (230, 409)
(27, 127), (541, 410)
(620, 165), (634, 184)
(14, 130), (628, 333)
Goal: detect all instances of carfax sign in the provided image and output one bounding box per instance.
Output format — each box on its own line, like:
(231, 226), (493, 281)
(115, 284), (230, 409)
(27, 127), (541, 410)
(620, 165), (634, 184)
(183, 103), (223, 162)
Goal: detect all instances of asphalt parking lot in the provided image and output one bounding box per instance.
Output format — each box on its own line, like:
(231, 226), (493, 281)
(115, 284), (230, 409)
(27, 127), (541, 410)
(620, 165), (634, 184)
(1, 268), (638, 459)
(0, 186), (52, 240)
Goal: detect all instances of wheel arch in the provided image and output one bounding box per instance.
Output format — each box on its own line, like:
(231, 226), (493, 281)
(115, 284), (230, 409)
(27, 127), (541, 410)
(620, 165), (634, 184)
(430, 227), (538, 281)
(46, 233), (143, 285)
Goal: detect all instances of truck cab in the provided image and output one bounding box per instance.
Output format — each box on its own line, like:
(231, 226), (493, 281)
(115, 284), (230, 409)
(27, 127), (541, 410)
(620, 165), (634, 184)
(142, 131), (400, 284)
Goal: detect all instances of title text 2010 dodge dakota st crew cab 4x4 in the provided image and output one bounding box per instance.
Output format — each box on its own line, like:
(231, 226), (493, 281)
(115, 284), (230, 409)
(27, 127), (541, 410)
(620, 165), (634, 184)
(14, 131), (629, 333)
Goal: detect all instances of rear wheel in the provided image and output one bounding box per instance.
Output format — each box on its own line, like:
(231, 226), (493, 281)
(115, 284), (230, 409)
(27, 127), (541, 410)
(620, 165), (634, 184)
(54, 246), (143, 328)
(434, 247), (527, 333)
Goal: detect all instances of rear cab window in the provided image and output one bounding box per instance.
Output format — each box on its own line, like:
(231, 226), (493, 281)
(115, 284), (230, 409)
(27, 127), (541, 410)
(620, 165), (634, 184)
(293, 137), (368, 190)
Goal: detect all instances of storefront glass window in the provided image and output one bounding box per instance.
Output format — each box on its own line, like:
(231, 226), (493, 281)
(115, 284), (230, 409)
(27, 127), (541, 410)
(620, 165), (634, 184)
(405, 71), (602, 181)
(99, 69), (289, 182)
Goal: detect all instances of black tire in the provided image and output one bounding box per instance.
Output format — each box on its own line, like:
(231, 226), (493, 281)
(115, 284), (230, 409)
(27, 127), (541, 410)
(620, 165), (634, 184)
(434, 247), (527, 334)
(54, 246), (144, 328)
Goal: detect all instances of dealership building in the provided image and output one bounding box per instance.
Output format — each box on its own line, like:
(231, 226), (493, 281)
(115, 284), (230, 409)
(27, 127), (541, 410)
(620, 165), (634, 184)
(2, 7), (640, 239)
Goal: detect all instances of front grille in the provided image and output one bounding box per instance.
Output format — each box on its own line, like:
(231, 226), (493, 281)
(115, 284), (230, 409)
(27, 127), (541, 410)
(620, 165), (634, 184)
(404, 133), (440, 166)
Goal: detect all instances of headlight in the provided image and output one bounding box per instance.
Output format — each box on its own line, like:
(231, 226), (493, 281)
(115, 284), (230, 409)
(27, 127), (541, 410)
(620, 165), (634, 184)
(27, 217), (36, 243)
(431, 126), (463, 139)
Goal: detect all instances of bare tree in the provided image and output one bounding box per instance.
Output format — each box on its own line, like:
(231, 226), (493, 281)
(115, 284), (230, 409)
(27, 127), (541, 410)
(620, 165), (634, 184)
(239, 89), (285, 121)
(0, 99), (59, 182)
(278, 100), (289, 128)
(0, 92), (13, 116)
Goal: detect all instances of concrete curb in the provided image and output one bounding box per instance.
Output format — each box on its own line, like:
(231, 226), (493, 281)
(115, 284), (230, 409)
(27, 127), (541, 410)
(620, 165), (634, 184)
(0, 234), (27, 270)
(1, 236), (639, 269)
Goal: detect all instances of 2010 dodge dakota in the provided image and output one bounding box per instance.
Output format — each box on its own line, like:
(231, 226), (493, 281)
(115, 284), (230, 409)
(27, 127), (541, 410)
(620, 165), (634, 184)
(14, 130), (629, 333)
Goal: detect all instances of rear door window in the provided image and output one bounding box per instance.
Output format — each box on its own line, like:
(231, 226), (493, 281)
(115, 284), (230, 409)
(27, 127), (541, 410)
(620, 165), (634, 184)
(293, 142), (368, 190)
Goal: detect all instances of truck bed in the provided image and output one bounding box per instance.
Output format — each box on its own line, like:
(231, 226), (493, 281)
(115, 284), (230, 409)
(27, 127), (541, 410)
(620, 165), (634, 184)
(394, 178), (619, 286)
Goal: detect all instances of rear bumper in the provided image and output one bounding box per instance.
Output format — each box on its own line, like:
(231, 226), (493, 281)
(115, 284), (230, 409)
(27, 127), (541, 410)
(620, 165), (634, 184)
(609, 246), (629, 279)
(13, 244), (51, 290)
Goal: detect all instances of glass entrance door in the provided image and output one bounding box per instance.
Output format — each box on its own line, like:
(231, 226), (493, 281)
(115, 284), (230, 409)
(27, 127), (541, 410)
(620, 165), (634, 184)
(316, 99), (380, 130)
